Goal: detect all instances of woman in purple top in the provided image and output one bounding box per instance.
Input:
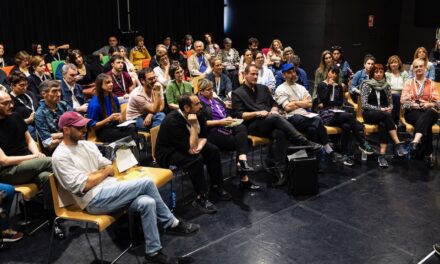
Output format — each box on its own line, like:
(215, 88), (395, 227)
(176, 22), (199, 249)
(198, 78), (260, 191)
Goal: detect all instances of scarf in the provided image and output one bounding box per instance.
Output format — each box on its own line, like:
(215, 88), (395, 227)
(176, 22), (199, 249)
(362, 78), (389, 91)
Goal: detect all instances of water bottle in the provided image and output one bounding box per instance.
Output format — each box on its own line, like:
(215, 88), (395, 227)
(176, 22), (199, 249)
(361, 150), (367, 161)
(170, 190), (176, 210)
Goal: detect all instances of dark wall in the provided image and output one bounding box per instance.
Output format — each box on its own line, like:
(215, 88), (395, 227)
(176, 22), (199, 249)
(227, 0), (436, 78)
(226, 0), (327, 77)
(397, 0), (439, 64)
(0, 0), (224, 58)
(0, 0), (118, 57)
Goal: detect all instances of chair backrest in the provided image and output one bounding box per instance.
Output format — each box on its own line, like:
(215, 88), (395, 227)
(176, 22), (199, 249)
(150, 125), (160, 160)
(101, 55), (110, 66)
(48, 174), (63, 216)
(355, 96), (362, 119)
(142, 59), (151, 69)
(51, 60), (65, 79)
(2, 66), (14, 76)
(192, 75), (202, 94)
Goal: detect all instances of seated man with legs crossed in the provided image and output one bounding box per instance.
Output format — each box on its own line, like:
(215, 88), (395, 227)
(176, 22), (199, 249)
(274, 63), (342, 163)
(52, 111), (199, 264)
(231, 64), (322, 187)
(156, 94), (232, 214)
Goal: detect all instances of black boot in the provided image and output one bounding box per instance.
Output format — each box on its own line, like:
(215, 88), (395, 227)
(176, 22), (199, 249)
(237, 160), (254, 172)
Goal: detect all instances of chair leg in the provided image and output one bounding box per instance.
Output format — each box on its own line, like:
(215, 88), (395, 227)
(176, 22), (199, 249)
(111, 210), (135, 264)
(46, 217), (59, 264)
(99, 232), (103, 264)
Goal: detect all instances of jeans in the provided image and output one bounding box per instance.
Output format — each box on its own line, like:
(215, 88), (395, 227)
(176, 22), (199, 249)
(135, 112), (166, 131)
(86, 178), (175, 254)
(0, 183), (15, 230)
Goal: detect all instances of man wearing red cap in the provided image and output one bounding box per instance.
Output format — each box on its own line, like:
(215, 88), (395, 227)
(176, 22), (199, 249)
(52, 111), (199, 263)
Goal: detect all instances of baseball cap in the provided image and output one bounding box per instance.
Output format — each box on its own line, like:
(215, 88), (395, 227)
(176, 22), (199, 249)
(58, 111), (91, 130)
(281, 63), (295, 73)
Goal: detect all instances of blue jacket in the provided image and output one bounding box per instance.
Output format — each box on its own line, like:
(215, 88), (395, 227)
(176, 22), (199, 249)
(350, 69), (368, 94)
(60, 79), (85, 108)
(35, 100), (72, 147)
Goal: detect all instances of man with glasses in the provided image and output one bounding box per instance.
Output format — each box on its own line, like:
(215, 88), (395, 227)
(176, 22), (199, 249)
(52, 111), (199, 264)
(126, 68), (165, 131)
(35, 80), (71, 152)
(188, 41), (212, 78)
(60, 64), (87, 112)
(0, 91), (65, 239)
(156, 94), (232, 214)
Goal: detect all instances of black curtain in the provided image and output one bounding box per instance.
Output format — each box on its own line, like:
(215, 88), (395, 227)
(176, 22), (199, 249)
(0, 0), (224, 58)
(0, 0), (118, 57)
(129, 0), (224, 52)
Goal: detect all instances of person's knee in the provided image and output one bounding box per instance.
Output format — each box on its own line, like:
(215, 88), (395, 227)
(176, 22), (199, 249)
(137, 196), (156, 212)
(341, 123), (351, 132)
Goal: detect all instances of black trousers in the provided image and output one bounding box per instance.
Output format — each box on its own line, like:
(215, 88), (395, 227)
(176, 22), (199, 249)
(247, 114), (308, 167)
(391, 94), (401, 124)
(287, 115), (329, 145)
(363, 110), (396, 144)
(404, 109), (439, 155)
(96, 124), (137, 143)
(328, 112), (365, 154)
(207, 124), (250, 155)
(167, 142), (223, 195)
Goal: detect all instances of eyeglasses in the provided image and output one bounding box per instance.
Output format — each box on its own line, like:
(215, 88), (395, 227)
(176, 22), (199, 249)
(69, 73), (78, 77)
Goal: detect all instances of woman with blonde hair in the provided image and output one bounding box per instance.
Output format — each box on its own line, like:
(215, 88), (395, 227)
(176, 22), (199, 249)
(385, 55), (409, 123)
(409, 47), (435, 79)
(266, 39), (283, 71)
(401, 58), (439, 168)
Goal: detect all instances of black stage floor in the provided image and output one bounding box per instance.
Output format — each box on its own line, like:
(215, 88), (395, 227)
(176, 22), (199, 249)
(1, 152), (440, 264)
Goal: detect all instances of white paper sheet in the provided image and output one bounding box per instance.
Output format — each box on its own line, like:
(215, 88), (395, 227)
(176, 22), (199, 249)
(116, 148), (138, 172)
(117, 119), (137, 127)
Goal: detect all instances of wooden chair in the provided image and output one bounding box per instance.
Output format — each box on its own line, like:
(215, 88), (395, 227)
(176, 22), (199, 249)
(247, 135), (271, 169)
(46, 174), (130, 264)
(14, 183), (49, 235)
(51, 60), (65, 79)
(1, 65), (14, 76)
(325, 125), (342, 135)
(192, 75), (202, 94)
(47, 165), (172, 264)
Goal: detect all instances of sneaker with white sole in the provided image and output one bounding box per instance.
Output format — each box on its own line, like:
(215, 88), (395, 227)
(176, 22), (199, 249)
(378, 155), (388, 168)
(359, 142), (375, 155)
(2, 229), (23, 243)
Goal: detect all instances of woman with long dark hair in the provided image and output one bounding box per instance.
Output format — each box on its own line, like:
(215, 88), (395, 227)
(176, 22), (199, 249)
(87, 73), (136, 142)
